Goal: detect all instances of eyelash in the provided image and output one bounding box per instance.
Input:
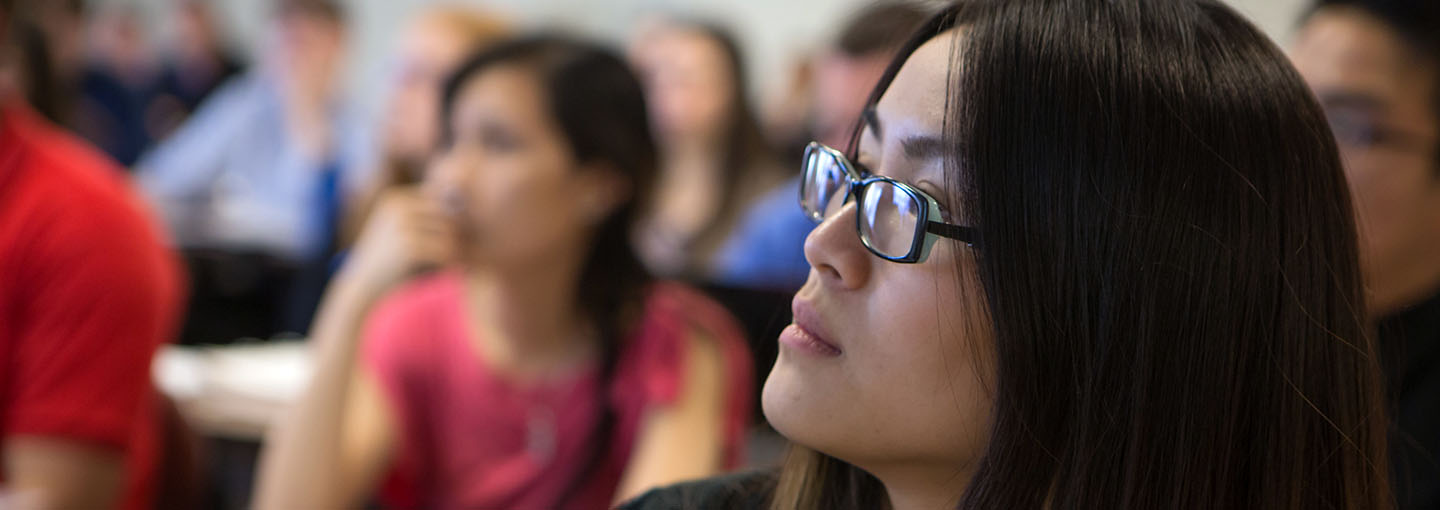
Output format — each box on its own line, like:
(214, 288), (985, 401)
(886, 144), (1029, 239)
(854, 153), (957, 221)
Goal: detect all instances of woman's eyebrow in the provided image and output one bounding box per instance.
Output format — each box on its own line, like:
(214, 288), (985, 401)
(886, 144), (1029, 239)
(901, 135), (946, 161)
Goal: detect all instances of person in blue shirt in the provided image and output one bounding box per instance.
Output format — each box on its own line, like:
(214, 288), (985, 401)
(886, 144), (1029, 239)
(136, 0), (367, 264)
(135, 0), (368, 340)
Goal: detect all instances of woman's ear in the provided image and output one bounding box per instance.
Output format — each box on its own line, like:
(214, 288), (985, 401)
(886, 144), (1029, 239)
(576, 162), (633, 224)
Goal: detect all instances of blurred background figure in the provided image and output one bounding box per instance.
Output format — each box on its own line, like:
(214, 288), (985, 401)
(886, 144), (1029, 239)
(629, 20), (787, 282)
(713, 1), (931, 292)
(255, 36), (752, 510)
(12, 0), (85, 125)
(1291, 1), (1440, 508)
(72, 4), (158, 167)
(151, 0), (244, 141)
(0, 1), (185, 510)
(71, 0), (241, 168)
(340, 6), (510, 249)
(136, 0), (364, 345)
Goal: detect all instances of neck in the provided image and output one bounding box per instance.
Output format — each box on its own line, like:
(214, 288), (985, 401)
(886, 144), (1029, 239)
(462, 245), (595, 377)
(867, 462), (973, 510)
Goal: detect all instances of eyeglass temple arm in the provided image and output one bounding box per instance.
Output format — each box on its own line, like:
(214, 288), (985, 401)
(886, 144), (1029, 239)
(926, 222), (980, 246)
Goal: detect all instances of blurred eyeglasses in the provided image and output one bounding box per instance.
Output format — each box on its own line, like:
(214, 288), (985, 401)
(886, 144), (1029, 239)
(799, 142), (979, 263)
(1326, 108), (1437, 157)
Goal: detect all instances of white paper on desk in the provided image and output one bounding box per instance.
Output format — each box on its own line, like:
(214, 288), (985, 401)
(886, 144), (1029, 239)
(153, 342), (315, 404)
(205, 342), (314, 403)
(154, 346), (206, 400)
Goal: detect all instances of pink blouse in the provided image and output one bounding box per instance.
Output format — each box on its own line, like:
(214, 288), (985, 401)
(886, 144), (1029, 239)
(361, 272), (752, 509)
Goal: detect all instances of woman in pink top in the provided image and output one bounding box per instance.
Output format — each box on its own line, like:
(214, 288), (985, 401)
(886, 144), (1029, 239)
(254, 36), (752, 510)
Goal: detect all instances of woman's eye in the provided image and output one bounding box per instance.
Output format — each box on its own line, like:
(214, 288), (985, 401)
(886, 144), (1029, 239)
(481, 128), (521, 152)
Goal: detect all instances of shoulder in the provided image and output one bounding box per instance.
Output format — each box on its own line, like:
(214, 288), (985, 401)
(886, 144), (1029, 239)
(361, 271), (466, 368)
(619, 470), (776, 510)
(641, 283), (746, 341)
(370, 271), (465, 322)
(624, 282), (748, 383)
(3, 117), (178, 292)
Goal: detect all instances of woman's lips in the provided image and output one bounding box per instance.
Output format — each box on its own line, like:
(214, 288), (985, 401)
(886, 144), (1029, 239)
(780, 300), (843, 357)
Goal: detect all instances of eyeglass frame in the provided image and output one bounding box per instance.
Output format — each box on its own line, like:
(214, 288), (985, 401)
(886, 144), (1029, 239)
(800, 142), (981, 264)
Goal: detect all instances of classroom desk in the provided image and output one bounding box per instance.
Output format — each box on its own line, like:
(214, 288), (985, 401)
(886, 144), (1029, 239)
(153, 341), (313, 441)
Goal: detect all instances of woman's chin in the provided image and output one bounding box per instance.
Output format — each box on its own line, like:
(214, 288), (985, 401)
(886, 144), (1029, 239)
(762, 352), (838, 449)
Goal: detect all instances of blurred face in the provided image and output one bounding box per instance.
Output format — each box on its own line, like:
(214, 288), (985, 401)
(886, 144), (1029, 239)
(264, 9), (343, 86)
(632, 29), (735, 144)
(172, 2), (221, 62)
(762, 29), (994, 482)
(1291, 8), (1440, 314)
(425, 66), (621, 269)
(812, 50), (893, 148)
(384, 19), (479, 165)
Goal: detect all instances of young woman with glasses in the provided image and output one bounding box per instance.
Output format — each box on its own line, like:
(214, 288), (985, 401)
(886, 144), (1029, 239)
(623, 1), (1393, 509)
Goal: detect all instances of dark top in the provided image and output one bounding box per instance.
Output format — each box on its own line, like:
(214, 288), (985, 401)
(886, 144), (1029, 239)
(1381, 291), (1440, 510)
(619, 470), (777, 510)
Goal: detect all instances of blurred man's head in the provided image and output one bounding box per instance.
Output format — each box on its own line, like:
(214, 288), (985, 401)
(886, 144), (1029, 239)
(264, 0), (346, 91)
(811, 2), (929, 148)
(172, 0), (228, 65)
(1291, 0), (1440, 315)
(383, 7), (508, 176)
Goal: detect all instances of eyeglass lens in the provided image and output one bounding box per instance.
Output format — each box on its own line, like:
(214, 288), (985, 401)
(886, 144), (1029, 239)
(803, 147), (924, 259)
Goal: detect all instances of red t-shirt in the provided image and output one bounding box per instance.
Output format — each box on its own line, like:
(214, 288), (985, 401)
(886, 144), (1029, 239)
(362, 272), (753, 509)
(0, 101), (184, 510)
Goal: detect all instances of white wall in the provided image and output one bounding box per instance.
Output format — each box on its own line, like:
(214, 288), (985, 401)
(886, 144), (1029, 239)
(99, 0), (1314, 118)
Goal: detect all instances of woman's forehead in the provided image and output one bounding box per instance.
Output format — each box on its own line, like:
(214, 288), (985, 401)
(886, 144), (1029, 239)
(872, 29), (961, 141)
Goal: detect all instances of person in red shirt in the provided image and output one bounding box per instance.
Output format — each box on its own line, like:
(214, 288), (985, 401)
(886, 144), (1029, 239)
(0, 1), (184, 509)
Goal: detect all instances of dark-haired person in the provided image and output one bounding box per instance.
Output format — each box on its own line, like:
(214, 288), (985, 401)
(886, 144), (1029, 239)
(628, 21), (788, 281)
(136, 0), (368, 341)
(0, 1), (184, 509)
(253, 37), (753, 510)
(623, 1), (1393, 509)
(1291, 1), (1440, 507)
(715, 1), (932, 291)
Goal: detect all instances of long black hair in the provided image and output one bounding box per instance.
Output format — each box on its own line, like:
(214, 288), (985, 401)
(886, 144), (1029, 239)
(440, 35), (656, 506)
(775, 1), (1391, 508)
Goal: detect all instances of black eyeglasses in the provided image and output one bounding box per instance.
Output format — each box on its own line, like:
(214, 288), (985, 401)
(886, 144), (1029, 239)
(799, 142), (979, 263)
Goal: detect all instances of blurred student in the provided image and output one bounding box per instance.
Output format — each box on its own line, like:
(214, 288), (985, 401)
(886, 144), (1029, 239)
(0, 1), (184, 509)
(1291, 1), (1440, 507)
(151, 0), (244, 139)
(138, 0), (361, 263)
(713, 2), (930, 291)
(136, 0), (365, 340)
(341, 6), (510, 248)
(12, 0), (84, 125)
(629, 21), (786, 281)
(625, 1), (1391, 508)
(72, 5), (158, 167)
(73, 0), (241, 168)
(255, 37), (752, 510)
